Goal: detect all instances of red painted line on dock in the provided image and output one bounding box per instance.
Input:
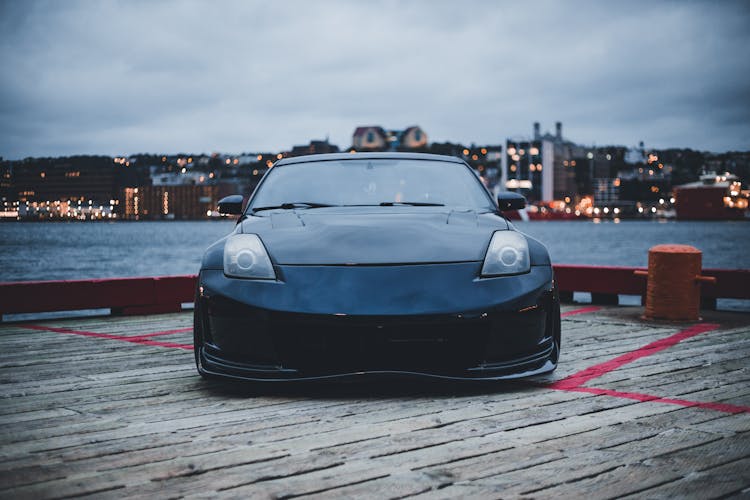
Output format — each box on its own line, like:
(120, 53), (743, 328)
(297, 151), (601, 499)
(546, 321), (747, 414)
(20, 324), (193, 350)
(566, 386), (750, 414)
(550, 322), (720, 390)
(129, 327), (193, 340)
(561, 306), (601, 318)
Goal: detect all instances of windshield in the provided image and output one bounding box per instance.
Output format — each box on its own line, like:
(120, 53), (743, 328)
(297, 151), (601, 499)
(249, 159), (495, 211)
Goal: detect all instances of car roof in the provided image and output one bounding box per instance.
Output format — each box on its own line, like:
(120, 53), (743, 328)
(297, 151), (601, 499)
(275, 152), (466, 167)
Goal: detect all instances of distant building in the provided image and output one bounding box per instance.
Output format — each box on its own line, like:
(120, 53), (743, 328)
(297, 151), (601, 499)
(121, 185), (218, 220)
(352, 126), (388, 151)
(625, 142), (647, 165)
(594, 178), (620, 204)
(10, 156), (116, 205)
(504, 122), (574, 202)
(289, 139), (340, 157)
(504, 137), (544, 200)
(351, 125), (428, 152)
(398, 126), (429, 150)
(503, 123), (634, 203)
(150, 169), (213, 186)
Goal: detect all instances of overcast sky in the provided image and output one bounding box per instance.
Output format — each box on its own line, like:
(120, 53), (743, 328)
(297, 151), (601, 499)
(1, 0), (748, 159)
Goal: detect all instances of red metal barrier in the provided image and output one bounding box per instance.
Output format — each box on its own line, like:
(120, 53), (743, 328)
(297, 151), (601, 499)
(0, 275), (197, 319)
(553, 265), (750, 306)
(0, 266), (747, 319)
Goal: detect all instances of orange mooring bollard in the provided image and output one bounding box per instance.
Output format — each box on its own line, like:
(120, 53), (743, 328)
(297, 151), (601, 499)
(634, 244), (717, 321)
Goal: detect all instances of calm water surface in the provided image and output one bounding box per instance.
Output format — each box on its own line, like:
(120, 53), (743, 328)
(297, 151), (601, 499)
(1, 219), (748, 282)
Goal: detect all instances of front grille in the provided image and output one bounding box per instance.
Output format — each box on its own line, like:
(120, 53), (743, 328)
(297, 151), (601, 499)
(272, 317), (490, 374)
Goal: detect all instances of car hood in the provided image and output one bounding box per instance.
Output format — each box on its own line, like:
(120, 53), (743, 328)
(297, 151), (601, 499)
(238, 208), (508, 265)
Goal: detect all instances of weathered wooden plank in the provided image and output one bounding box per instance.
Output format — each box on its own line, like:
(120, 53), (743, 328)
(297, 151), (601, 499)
(0, 307), (748, 498)
(619, 456), (750, 499)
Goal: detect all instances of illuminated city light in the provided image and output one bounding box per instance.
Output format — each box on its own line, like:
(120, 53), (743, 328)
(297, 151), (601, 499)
(505, 179), (532, 189)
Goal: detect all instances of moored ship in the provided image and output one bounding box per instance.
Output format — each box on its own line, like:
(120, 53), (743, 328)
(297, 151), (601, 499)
(673, 173), (748, 220)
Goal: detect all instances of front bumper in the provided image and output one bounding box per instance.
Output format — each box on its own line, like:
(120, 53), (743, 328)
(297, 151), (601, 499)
(195, 263), (557, 381)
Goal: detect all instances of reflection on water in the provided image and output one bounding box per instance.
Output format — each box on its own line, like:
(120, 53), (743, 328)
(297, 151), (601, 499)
(0, 220), (236, 281)
(0, 219), (748, 282)
(513, 219), (750, 269)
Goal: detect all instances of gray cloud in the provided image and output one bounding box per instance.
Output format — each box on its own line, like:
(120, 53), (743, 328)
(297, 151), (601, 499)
(1, 0), (749, 159)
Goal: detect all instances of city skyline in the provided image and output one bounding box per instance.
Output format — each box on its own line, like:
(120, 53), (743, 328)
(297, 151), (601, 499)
(1, 1), (749, 159)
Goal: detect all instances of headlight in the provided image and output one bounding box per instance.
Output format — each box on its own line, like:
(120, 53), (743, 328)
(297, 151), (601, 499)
(223, 234), (276, 279)
(481, 231), (530, 277)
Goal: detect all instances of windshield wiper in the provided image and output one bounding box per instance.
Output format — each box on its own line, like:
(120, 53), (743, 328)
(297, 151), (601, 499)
(251, 202), (335, 213)
(379, 201), (445, 207)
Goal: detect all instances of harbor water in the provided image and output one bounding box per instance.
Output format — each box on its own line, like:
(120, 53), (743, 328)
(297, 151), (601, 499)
(2, 219), (748, 313)
(1, 219), (748, 282)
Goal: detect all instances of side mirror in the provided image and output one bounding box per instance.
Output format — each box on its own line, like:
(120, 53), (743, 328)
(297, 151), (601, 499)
(497, 192), (526, 211)
(217, 195), (244, 215)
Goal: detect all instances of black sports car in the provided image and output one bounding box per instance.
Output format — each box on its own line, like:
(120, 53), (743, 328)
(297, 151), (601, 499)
(194, 152), (560, 382)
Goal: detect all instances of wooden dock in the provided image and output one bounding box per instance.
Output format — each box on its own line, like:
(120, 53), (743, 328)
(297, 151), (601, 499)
(1, 305), (749, 498)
